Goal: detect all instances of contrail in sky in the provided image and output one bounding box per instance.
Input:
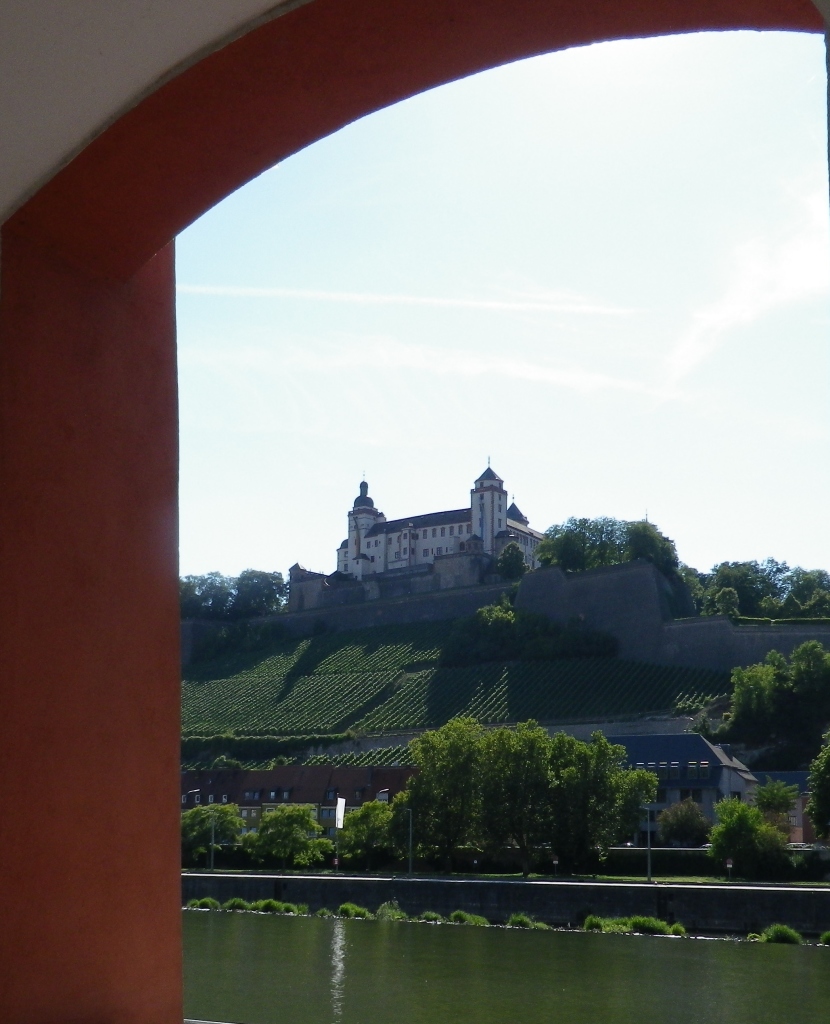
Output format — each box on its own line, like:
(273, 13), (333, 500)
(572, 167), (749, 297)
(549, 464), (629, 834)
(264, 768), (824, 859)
(176, 283), (635, 316)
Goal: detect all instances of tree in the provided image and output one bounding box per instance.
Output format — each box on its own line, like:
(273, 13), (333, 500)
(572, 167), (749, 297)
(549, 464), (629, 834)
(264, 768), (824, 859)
(548, 732), (656, 871)
(702, 561), (783, 618)
(478, 721), (553, 877)
(656, 798), (710, 847)
(726, 642), (830, 757)
(246, 805), (333, 868)
(181, 803), (243, 865)
(231, 569), (287, 618)
(405, 717), (484, 869)
(496, 542), (527, 581)
(707, 799), (788, 878)
(807, 734), (830, 840)
(755, 777), (799, 834)
(339, 800), (394, 870)
(536, 516), (679, 579)
(713, 587), (740, 620)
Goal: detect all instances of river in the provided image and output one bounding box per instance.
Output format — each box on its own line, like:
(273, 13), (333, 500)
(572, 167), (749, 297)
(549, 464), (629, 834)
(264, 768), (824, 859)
(183, 911), (830, 1024)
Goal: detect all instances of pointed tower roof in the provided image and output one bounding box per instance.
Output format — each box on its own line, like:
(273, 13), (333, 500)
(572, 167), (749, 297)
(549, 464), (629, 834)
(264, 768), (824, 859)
(475, 467), (502, 484)
(506, 502), (528, 525)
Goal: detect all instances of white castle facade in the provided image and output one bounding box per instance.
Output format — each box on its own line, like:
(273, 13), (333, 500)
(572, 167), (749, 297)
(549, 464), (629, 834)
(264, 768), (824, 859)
(337, 467), (543, 580)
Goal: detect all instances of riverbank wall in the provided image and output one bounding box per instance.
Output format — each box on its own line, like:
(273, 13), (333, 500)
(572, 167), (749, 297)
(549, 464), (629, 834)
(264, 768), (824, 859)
(183, 872), (830, 936)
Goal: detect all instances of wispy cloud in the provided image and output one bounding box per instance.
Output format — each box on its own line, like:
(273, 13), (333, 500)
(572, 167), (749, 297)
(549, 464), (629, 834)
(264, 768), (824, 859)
(182, 334), (663, 399)
(176, 283), (635, 316)
(665, 182), (830, 385)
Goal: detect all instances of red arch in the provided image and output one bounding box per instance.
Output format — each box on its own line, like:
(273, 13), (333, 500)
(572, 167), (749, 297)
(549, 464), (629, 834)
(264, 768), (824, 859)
(6, 0), (821, 278)
(0, 2), (821, 1021)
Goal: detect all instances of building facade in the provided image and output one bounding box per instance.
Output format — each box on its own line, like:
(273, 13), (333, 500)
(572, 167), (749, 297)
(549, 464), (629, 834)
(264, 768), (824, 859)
(181, 765), (415, 838)
(338, 468), (543, 580)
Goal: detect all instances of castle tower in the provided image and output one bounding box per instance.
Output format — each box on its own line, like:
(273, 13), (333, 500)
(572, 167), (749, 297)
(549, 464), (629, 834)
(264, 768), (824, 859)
(343, 480), (385, 579)
(470, 467), (507, 556)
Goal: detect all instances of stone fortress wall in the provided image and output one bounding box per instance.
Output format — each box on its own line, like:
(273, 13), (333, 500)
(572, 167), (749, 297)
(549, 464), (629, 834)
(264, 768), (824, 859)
(182, 559), (830, 672)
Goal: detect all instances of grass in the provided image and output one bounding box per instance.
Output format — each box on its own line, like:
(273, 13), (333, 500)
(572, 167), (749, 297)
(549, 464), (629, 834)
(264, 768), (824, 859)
(449, 910), (490, 927)
(507, 912), (549, 930)
(338, 902), (373, 919)
(584, 914), (685, 936)
(760, 924), (802, 944)
(222, 897), (250, 911)
(419, 910), (446, 923)
(376, 900), (408, 921)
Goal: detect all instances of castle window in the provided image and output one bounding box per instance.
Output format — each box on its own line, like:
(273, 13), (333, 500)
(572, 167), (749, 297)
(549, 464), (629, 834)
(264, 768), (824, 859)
(423, 549), (428, 557)
(436, 547), (443, 555)
(498, 519), (502, 528)
(432, 528), (436, 537)
(413, 532), (418, 540)
(403, 547), (408, 555)
(388, 537), (392, 544)
(370, 556), (375, 562)
(395, 551), (400, 559)
(403, 532), (408, 539)
(449, 526), (454, 535)
(440, 527), (445, 537)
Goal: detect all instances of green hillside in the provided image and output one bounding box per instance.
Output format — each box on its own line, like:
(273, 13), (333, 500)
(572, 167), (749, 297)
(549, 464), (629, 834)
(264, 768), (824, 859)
(182, 620), (728, 757)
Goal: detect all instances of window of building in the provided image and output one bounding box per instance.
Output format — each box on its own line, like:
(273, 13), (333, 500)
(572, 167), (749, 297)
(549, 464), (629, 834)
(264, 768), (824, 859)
(241, 809), (248, 818)
(423, 549), (429, 557)
(656, 788), (667, 803)
(244, 791), (252, 799)
(403, 547), (408, 555)
(254, 790), (261, 799)
(321, 807), (334, 818)
(403, 532), (408, 539)
(388, 537), (392, 544)
(498, 519), (502, 528)
(208, 794), (214, 803)
(326, 788), (336, 800)
(181, 794), (186, 804)
(432, 528), (437, 537)
(479, 494), (484, 502)
(658, 762), (668, 780)
(282, 790), (290, 800)
(700, 762), (710, 779)
(194, 794), (200, 803)
(354, 790), (363, 801)
(222, 794), (228, 804)
(669, 763), (680, 779)
(395, 551), (400, 559)
(440, 527), (445, 536)
(436, 547), (443, 555)
(449, 526), (454, 535)
(687, 763), (698, 779)
(269, 790), (276, 800)
(371, 555), (375, 562)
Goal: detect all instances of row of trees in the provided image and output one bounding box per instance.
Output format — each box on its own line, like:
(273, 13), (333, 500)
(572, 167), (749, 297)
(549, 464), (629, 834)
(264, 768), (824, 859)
(181, 719), (655, 875)
(719, 641), (830, 761)
(535, 518), (830, 621)
(179, 570), (287, 620)
(384, 719), (653, 875)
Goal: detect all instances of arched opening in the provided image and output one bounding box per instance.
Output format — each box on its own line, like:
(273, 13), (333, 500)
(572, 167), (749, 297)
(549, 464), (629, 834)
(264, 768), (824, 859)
(0, 2), (824, 1021)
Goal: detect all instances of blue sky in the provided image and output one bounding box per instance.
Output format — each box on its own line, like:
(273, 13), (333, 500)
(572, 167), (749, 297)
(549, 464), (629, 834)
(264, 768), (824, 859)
(176, 30), (829, 580)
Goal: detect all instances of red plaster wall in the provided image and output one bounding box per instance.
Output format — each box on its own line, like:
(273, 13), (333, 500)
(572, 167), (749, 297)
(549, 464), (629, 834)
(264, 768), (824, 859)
(0, 238), (181, 1023)
(0, 1), (819, 1020)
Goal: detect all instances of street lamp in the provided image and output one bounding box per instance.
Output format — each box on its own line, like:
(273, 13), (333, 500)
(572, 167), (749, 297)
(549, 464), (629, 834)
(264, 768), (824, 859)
(552, 855), (559, 878)
(642, 803), (659, 883)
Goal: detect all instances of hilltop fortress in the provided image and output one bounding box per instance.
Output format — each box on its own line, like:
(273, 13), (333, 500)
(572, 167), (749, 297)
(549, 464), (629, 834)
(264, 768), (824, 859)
(197, 469), (830, 676)
(289, 468), (542, 611)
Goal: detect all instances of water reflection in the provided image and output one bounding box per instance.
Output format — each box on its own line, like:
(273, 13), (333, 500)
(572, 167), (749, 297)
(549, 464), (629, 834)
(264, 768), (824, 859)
(330, 918), (346, 1022)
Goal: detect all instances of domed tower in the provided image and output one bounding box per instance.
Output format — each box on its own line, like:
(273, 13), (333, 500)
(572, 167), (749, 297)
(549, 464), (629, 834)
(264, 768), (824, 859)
(341, 480), (385, 579)
(470, 467), (507, 556)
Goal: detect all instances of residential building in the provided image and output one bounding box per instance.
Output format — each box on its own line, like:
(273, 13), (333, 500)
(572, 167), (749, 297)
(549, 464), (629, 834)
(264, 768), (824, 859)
(607, 733), (758, 844)
(181, 764), (415, 837)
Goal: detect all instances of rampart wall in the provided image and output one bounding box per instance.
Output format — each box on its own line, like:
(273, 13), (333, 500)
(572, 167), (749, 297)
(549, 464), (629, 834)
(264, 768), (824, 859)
(181, 560), (830, 671)
(182, 873), (830, 936)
